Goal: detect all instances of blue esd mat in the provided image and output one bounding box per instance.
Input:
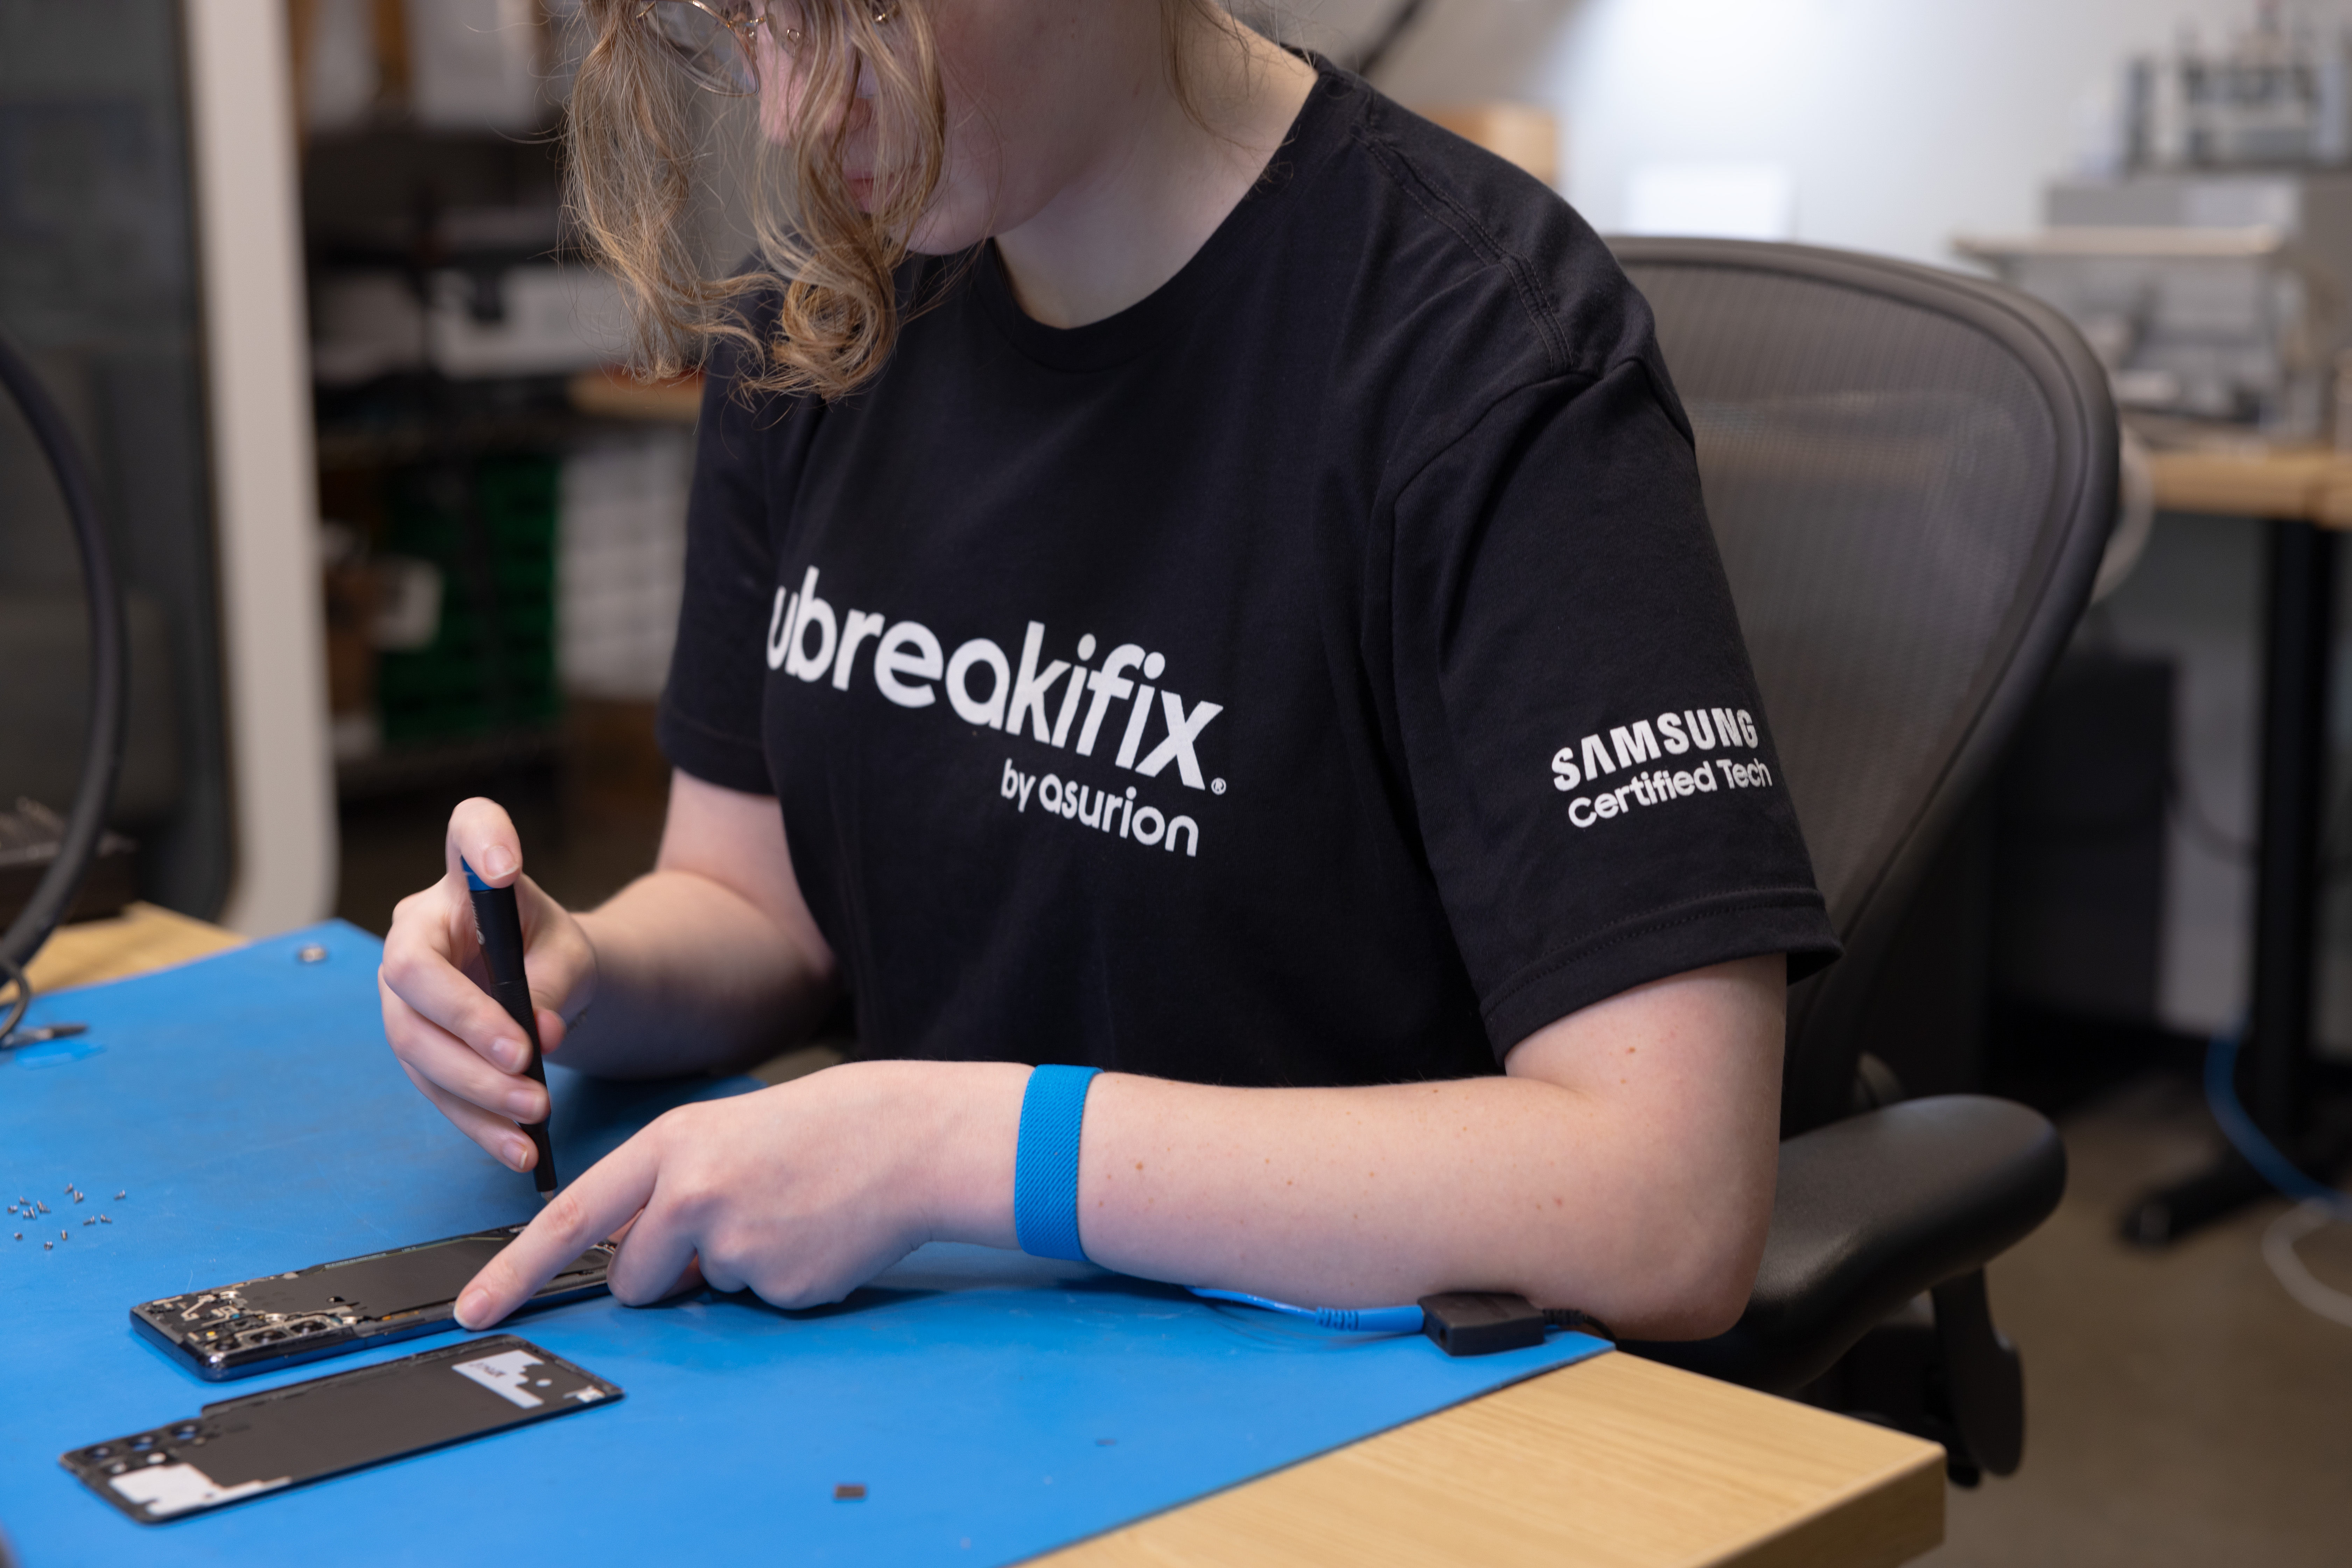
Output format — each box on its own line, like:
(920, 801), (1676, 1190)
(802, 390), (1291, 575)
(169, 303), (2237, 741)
(0, 923), (1609, 1566)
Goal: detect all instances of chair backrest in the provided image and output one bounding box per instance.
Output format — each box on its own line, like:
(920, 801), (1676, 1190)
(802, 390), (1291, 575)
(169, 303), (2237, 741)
(1609, 239), (2118, 1136)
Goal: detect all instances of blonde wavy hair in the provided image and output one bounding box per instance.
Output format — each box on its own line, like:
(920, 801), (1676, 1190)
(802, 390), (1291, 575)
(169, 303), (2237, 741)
(567, 0), (1256, 402)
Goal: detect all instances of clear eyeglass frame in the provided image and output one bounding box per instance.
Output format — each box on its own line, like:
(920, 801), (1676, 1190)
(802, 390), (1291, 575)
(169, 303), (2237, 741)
(635, 0), (898, 97)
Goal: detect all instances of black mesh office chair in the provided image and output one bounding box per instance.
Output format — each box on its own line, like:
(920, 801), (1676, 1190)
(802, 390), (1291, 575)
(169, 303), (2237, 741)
(1606, 239), (2116, 1482)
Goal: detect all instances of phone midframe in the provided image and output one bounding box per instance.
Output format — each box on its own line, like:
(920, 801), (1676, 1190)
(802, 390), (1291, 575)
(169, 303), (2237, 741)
(130, 1227), (615, 1381)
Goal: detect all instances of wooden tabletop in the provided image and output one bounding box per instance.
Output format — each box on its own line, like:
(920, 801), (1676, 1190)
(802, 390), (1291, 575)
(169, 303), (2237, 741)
(23, 906), (1946, 1568)
(20, 901), (249, 994)
(1045, 1349), (1943, 1568)
(2147, 443), (2352, 525)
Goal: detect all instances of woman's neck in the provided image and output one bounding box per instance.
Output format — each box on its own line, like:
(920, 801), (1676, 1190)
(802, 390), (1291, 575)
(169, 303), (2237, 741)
(990, 22), (1316, 330)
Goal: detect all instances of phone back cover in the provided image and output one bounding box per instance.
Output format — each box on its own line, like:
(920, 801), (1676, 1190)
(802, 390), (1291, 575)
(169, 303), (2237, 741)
(61, 1336), (621, 1523)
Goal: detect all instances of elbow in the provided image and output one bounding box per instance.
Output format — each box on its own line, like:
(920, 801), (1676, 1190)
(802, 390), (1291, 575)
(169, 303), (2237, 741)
(1643, 1238), (1760, 1340)
(1583, 1186), (1771, 1343)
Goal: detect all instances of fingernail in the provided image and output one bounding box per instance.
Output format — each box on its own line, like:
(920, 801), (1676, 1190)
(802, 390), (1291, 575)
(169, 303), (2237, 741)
(494, 1038), (526, 1072)
(457, 1288), (490, 1326)
(505, 1088), (541, 1120)
(504, 1136), (532, 1169)
(483, 846), (516, 880)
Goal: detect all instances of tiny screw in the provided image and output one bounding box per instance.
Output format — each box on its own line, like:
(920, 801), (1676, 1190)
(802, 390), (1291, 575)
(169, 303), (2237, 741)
(44, 1242), (52, 1250)
(82, 1217), (93, 1226)
(11, 1233), (20, 1241)
(61, 1229), (68, 1240)
(72, 1192), (83, 1204)
(833, 1484), (867, 1502)
(116, 1190), (126, 1200)
(297, 944), (328, 964)
(36, 1202), (48, 1214)
(100, 1215), (111, 1223)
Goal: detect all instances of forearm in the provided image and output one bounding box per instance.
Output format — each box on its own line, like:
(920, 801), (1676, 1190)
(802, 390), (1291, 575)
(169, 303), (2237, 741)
(558, 869), (834, 1078)
(930, 1073), (1763, 1339)
(462, 964), (1780, 1338)
(1092, 1074), (1749, 1329)
(922, 958), (1783, 1340)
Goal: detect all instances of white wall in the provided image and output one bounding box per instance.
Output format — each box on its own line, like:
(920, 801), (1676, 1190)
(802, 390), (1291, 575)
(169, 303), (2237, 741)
(1373, 0), (2348, 264)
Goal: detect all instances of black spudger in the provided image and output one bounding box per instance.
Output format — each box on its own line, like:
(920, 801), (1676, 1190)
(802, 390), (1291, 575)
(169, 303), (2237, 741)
(462, 857), (558, 1199)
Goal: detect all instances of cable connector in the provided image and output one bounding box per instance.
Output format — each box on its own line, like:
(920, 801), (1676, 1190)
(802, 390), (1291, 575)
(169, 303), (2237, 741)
(1417, 1292), (1546, 1356)
(1191, 1286), (1616, 1353)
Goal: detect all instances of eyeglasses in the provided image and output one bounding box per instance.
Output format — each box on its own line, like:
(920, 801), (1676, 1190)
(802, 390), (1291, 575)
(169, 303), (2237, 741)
(636, 1), (899, 97)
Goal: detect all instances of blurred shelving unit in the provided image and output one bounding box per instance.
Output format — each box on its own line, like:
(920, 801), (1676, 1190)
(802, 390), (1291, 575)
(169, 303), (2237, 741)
(286, 1), (696, 826)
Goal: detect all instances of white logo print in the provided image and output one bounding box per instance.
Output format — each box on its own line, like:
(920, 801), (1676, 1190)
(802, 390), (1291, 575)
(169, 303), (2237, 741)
(1000, 761), (1198, 856)
(765, 567), (1225, 789)
(1548, 706), (1772, 830)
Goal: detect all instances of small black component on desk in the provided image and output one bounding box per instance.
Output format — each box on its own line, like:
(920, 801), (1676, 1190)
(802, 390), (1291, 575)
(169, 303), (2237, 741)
(1417, 1292), (1548, 1357)
(0, 1020), (87, 1050)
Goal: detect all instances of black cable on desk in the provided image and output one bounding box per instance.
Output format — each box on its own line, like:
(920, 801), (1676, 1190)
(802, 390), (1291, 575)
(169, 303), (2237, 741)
(0, 329), (128, 1037)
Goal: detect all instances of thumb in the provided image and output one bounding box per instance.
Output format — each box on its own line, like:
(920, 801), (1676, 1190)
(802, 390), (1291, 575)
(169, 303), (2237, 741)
(447, 796), (523, 889)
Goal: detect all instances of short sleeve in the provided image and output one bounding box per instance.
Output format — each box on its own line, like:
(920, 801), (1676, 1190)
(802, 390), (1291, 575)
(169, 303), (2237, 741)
(1386, 358), (1840, 1055)
(655, 334), (792, 796)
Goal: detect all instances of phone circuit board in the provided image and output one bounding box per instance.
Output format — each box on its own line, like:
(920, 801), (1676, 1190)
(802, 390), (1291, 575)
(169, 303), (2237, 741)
(131, 1227), (616, 1380)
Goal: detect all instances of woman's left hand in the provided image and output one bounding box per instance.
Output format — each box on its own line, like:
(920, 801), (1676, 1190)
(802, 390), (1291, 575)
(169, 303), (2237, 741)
(453, 1059), (1027, 1328)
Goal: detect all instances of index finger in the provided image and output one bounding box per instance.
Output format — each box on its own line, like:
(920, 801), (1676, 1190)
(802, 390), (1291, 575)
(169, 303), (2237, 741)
(454, 1132), (660, 1329)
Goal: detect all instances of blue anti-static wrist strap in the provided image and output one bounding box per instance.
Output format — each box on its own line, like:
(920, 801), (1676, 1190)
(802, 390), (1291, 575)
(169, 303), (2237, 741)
(1014, 1065), (1100, 1263)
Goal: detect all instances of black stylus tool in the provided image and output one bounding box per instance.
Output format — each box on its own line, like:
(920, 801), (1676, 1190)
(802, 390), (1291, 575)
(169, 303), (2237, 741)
(462, 856), (558, 1199)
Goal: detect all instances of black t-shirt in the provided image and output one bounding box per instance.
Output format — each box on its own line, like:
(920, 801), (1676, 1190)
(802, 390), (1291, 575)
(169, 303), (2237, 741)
(657, 63), (1839, 1087)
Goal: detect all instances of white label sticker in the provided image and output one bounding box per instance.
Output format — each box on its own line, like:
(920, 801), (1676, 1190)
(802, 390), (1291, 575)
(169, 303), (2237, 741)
(451, 1348), (546, 1408)
(110, 1462), (286, 1518)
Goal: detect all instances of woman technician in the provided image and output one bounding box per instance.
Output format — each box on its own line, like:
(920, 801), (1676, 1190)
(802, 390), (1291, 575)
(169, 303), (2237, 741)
(379, 0), (1839, 1339)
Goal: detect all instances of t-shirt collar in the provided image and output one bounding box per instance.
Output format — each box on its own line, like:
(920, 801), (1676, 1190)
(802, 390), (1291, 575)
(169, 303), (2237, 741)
(971, 56), (1354, 373)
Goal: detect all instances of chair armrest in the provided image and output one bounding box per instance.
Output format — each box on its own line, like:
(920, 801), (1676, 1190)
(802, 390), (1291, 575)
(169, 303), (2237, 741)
(1625, 1095), (2065, 1393)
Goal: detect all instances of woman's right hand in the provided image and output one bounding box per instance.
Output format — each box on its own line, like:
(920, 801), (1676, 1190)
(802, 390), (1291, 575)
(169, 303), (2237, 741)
(378, 797), (600, 1174)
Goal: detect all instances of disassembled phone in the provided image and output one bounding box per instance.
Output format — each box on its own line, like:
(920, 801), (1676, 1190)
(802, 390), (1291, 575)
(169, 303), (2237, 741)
(62, 1335), (621, 1524)
(131, 1227), (617, 1380)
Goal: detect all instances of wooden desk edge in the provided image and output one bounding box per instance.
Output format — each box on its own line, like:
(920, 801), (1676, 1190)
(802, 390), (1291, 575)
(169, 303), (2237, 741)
(2146, 446), (2352, 525)
(1038, 1351), (1945, 1568)
(19, 902), (249, 994)
(567, 367), (704, 423)
(1716, 1438), (1946, 1568)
